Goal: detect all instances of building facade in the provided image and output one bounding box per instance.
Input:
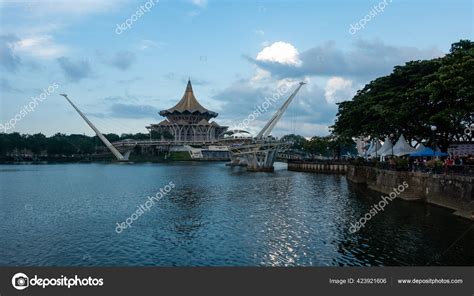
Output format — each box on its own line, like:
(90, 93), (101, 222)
(146, 80), (227, 143)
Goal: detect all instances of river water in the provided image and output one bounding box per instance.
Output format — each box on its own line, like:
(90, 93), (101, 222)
(0, 162), (472, 266)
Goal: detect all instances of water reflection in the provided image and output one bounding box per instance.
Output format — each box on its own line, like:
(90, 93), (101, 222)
(0, 162), (472, 266)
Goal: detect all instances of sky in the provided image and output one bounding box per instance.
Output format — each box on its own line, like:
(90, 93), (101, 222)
(0, 0), (472, 137)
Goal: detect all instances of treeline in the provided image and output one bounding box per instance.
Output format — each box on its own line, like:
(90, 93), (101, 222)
(0, 132), (171, 156)
(281, 134), (356, 158)
(1, 132), (355, 158)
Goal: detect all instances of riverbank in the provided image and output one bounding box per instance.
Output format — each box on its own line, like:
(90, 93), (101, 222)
(346, 165), (473, 220)
(288, 161), (473, 221)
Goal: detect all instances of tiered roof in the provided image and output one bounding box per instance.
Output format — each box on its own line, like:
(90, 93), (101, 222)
(159, 80), (217, 118)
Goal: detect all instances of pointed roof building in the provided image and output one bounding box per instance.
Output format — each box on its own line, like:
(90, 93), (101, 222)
(147, 79), (227, 142)
(159, 80), (217, 118)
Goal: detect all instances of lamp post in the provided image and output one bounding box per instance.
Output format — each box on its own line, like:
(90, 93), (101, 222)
(375, 137), (378, 159)
(390, 133), (394, 156)
(431, 125), (437, 158)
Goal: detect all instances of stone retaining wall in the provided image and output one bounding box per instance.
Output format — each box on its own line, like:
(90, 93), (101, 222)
(346, 165), (473, 220)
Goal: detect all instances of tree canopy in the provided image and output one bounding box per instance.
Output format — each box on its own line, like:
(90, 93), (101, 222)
(0, 132), (155, 156)
(332, 40), (474, 150)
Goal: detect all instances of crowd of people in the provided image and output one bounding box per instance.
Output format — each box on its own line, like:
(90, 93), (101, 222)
(347, 154), (474, 176)
(394, 155), (473, 174)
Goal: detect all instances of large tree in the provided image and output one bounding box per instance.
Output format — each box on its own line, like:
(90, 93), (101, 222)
(332, 40), (474, 150)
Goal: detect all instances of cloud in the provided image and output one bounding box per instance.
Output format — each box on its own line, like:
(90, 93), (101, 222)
(108, 103), (159, 119)
(57, 57), (93, 82)
(251, 68), (271, 82)
(324, 77), (356, 104)
(12, 35), (67, 59)
(212, 76), (336, 137)
(99, 50), (136, 70)
(0, 78), (23, 93)
(250, 39), (444, 80)
(116, 76), (143, 85)
(256, 41), (302, 66)
(163, 73), (210, 85)
(109, 51), (136, 71)
(102, 96), (123, 102)
(0, 34), (21, 72)
(191, 0), (207, 7)
(255, 29), (265, 36)
(138, 39), (162, 50)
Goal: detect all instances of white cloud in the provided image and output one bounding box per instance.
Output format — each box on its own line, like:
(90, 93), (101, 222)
(138, 39), (163, 50)
(252, 39), (444, 80)
(255, 29), (265, 36)
(256, 41), (302, 66)
(12, 35), (67, 59)
(191, 0), (207, 7)
(324, 77), (356, 104)
(251, 68), (271, 82)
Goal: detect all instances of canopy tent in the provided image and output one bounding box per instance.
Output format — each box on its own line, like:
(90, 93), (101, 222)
(392, 134), (416, 156)
(366, 139), (382, 157)
(373, 137), (393, 157)
(363, 141), (373, 157)
(409, 147), (448, 157)
(414, 143), (426, 152)
(355, 137), (366, 156)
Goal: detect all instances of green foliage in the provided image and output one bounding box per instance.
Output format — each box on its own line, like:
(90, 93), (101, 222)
(426, 159), (443, 169)
(332, 40), (474, 150)
(280, 134), (307, 150)
(304, 136), (331, 156)
(167, 151), (192, 161)
(0, 132), (150, 156)
(394, 158), (409, 170)
(301, 135), (356, 158)
(150, 130), (174, 140)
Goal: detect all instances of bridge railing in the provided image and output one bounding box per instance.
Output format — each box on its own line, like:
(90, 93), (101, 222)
(287, 159), (350, 164)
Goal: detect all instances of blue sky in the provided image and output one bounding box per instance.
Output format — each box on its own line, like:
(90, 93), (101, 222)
(1, 0), (472, 137)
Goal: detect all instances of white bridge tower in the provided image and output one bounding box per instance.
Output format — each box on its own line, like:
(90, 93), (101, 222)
(60, 94), (130, 161)
(228, 82), (305, 171)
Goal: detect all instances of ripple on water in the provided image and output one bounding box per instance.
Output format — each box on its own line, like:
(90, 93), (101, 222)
(0, 163), (473, 266)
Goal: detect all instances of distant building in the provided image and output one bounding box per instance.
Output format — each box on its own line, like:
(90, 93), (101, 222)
(146, 80), (227, 142)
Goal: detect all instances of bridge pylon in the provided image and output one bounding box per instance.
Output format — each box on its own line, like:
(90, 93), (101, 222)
(228, 82), (305, 172)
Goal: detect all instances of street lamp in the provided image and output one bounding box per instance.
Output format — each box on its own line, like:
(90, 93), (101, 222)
(390, 133), (394, 156)
(375, 137), (378, 159)
(431, 125), (437, 158)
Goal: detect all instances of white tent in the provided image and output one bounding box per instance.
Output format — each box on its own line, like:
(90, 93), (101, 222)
(414, 143), (426, 152)
(366, 139), (382, 157)
(355, 137), (366, 156)
(392, 134), (416, 156)
(374, 137), (394, 157)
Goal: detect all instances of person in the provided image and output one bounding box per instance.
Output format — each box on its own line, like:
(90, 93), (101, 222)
(454, 156), (461, 165)
(444, 157), (453, 174)
(409, 157), (414, 172)
(389, 157), (396, 170)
